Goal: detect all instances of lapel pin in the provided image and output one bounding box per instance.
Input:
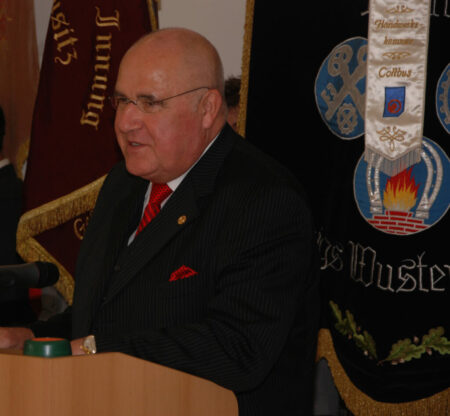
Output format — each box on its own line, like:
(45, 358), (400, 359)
(177, 215), (187, 225)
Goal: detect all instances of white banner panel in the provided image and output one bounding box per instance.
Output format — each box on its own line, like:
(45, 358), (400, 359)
(365, 0), (432, 176)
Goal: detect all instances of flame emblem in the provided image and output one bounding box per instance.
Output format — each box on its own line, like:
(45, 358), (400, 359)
(354, 137), (450, 236)
(383, 168), (419, 212)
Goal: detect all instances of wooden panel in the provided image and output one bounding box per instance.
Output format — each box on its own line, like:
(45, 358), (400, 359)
(0, 351), (238, 416)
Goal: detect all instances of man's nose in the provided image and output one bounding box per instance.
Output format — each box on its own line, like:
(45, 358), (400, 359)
(115, 102), (144, 132)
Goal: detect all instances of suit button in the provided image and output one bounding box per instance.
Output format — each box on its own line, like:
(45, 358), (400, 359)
(114, 264), (120, 272)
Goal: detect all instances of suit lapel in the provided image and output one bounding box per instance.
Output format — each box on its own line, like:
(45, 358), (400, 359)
(102, 179), (199, 303)
(104, 183), (146, 276)
(100, 125), (236, 305)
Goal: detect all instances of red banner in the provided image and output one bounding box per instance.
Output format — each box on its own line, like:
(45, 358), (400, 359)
(0, 0), (39, 169)
(17, 0), (158, 304)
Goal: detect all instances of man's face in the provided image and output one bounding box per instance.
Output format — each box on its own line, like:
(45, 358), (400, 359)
(114, 44), (208, 183)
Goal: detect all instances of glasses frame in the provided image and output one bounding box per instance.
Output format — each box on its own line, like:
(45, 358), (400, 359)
(110, 86), (211, 113)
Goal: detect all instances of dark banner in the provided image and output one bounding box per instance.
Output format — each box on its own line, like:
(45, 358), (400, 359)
(17, 0), (158, 304)
(241, 0), (449, 414)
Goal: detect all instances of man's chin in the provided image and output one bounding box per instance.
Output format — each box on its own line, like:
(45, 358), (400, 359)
(124, 161), (154, 181)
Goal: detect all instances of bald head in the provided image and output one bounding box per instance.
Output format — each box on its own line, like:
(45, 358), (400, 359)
(127, 28), (225, 96)
(114, 28), (228, 183)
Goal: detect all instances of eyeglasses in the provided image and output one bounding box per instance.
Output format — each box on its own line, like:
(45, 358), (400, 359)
(110, 86), (210, 113)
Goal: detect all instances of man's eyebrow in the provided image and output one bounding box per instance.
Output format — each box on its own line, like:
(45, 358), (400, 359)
(113, 91), (158, 101)
(136, 93), (157, 101)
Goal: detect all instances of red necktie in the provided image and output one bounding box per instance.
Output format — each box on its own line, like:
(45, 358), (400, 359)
(135, 183), (172, 235)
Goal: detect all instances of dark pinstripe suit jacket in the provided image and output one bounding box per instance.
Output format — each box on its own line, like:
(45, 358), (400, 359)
(35, 125), (320, 415)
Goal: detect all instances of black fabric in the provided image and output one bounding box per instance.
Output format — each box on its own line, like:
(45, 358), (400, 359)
(31, 125), (320, 415)
(0, 164), (35, 325)
(245, 0), (449, 404)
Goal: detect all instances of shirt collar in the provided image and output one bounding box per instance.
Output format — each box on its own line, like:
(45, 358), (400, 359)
(0, 158), (11, 169)
(129, 134), (219, 245)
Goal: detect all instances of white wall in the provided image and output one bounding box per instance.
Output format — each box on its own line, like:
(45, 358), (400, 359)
(34, 0), (246, 78)
(34, 0), (52, 66)
(159, 0), (246, 78)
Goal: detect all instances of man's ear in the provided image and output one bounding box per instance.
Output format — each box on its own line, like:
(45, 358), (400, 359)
(200, 89), (223, 129)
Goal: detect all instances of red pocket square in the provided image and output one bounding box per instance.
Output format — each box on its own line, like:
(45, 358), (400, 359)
(169, 265), (198, 282)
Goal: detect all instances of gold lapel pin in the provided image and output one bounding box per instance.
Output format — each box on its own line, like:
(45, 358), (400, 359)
(178, 215), (187, 225)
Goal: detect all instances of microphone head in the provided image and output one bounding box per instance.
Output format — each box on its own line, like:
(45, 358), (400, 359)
(35, 262), (60, 288)
(0, 262), (60, 288)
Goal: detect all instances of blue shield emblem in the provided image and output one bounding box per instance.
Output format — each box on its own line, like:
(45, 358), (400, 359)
(383, 86), (405, 118)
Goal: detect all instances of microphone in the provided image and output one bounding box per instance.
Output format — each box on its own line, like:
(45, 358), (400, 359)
(0, 262), (59, 288)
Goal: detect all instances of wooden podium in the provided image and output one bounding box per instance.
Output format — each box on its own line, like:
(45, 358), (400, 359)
(0, 351), (238, 416)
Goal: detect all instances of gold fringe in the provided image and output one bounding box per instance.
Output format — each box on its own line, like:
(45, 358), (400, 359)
(17, 237), (74, 305)
(17, 176), (106, 242)
(237, 0), (255, 138)
(317, 329), (450, 415)
(147, 0), (159, 31)
(16, 176), (106, 304)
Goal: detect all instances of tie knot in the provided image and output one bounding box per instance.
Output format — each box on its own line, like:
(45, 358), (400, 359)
(149, 183), (172, 207)
(135, 183), (172, 236)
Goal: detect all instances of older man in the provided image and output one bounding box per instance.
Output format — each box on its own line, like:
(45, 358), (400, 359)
(0, 28), (319, 415)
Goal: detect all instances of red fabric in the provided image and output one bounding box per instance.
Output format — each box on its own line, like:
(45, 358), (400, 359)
(169, 265), (198, 282)
(28, 288), (42, 316)
(135, 183), (172, 235)
(21, 1), (155, 278)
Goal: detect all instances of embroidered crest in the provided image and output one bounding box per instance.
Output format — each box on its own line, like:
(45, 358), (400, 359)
(315, 37), (367, 140)
(436, 63), (450, 134)
(330, 301), (450, 365)
(354, 137), (450, 235)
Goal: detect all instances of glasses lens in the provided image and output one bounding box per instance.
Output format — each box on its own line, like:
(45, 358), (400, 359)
(137, 98), (159, 113)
